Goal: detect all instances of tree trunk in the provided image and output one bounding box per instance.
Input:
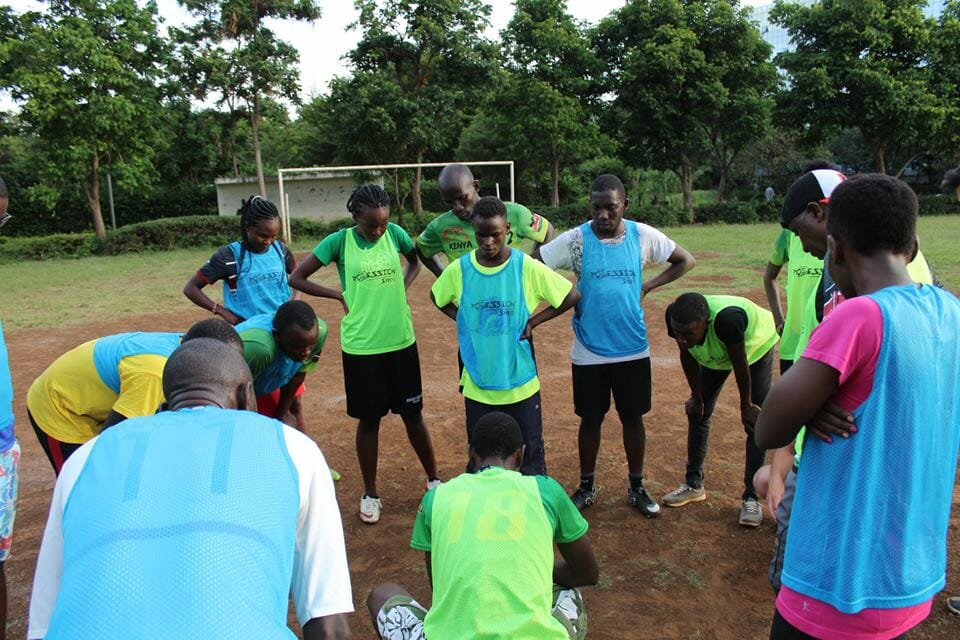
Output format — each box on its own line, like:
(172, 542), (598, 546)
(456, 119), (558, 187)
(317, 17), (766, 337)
(717, 168), (727, 203)
(229, 120), (239, 178)
(251, 93), (267, 196)
(551, 150), (560, 207)
(83, 154), (107, 239)
(411, 151), (423, 216)
(680, 153), (694, 221)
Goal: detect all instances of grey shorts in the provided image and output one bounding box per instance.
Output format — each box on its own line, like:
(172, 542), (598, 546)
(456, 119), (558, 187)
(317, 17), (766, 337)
(768, 468), (796, 591)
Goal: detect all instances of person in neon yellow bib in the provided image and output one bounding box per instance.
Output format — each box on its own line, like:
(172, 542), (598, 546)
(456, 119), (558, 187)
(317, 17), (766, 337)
(367, 411), (598, 640)
(290, 184), (440, 525)
(662, 292), (779, 527)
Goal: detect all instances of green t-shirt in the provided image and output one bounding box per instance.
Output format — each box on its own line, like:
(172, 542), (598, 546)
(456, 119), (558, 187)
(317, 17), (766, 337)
(417, 203), (550, 261)
(431, 250), (573, 404)
(240, 319), (327, 378)
(312, 223), (415, 289)
(687, 295), (779, 371)
(769, 231), (823, 361)
(312, 224), (416, 355)
(411, 467), (588, 640)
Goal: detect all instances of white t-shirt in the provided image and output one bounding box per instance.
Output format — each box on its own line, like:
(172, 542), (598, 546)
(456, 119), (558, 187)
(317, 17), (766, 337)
(28, 418), (354, 639)
(539, 221), (676, 365)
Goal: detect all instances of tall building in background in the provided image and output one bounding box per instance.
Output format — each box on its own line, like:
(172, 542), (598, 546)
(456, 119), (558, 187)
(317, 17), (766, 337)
(750, 0), (947, 55)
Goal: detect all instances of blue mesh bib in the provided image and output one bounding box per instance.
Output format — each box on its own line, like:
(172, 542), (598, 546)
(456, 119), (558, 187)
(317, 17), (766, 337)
(224, 241), (291, 320)
(47, 407), (300, 638)
(92, 333), (182, 394)
(456, 251), (537, 391)
(235, 314), (303, 396)
(572, 220), (648, 357)
(782, 285), (960, 612)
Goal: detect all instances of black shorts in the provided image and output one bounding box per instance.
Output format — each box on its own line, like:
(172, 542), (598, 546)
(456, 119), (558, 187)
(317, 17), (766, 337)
(572, 357), (652, 419)
(342, 343), (424, 420)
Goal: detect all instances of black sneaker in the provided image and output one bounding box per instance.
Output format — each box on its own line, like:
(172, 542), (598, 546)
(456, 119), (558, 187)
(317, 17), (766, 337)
(570, 485), (599, 510)
(628, 486), (661, 517)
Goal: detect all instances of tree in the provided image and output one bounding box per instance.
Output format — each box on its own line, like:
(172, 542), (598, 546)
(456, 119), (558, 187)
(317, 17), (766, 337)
(327, 0), (498, 214)
(174, 0), (320, 195)
(929, 0), (960, 173)
(594, 0), (776, 212)
(0, 0), (168, 237)
(772, 0), (944, 175)
(496, 0), (608, 206)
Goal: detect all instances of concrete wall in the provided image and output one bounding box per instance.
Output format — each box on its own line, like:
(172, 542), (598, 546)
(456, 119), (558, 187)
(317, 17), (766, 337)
(215, 172), (384, 222)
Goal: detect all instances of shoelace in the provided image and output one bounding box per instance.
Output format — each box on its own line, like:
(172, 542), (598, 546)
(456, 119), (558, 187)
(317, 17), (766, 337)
(743, 499), (760, 514)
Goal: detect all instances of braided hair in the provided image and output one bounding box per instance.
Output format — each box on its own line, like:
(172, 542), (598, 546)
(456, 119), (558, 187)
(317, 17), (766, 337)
(235, 195), (282, 277)
(346, 184), (390, 216)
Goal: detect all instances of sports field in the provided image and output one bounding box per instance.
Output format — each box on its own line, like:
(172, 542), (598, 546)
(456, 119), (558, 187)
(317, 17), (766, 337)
(3, 218), (958, 638)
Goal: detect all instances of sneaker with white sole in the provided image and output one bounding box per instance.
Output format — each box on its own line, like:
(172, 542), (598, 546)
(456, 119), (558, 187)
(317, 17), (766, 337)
(947, 597), (960, 615)
(360, 494), (382, 524)
(739, 496), (763, 527)
(628, 486), (661, 517)
(570, 485), (599, 510)
(425, 479), (442, 491)
(662, 482), (706, 507)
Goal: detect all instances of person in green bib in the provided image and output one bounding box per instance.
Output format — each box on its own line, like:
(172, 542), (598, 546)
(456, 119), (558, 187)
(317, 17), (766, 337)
(662, 292), (779, 527)
(416, 163), (555, 277)
(367, 411), (598, 640)
(430, 196), (579, 475)
(289, 184), (440, 525)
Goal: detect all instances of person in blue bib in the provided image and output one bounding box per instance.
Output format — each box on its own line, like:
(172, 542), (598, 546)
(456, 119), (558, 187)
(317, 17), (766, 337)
(538, 174), (695, 517)
(431, 196), (579, 475)
(183, 196), (298, 325)
(27, 319), (243, 474)
(28, 338), (353, 640)
(235, 300), (325, 430)
(756, 174), (960, 640)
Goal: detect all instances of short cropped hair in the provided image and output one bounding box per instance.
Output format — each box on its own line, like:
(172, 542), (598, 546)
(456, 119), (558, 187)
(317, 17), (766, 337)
(162, 338), (252, 401)
(670, 292), (709, 325)
(827, 174), (917, 257)
(274, 300), (317, 334)
(591, 174), (626, 199)
(183, 318), (243, 352)
(471, 196), (507, 222)
(471, 412), (523, 460)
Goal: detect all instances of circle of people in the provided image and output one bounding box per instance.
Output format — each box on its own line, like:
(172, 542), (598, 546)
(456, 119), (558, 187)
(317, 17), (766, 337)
(2, 163), (958, 640)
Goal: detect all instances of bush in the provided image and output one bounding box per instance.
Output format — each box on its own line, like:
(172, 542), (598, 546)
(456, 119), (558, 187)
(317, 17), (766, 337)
(633, 205), (688, 227)
(527, 203), (589, 230)
(756, 197), (784, 223)
(695, 201), (758, 224)
(916, 194), (960, 216)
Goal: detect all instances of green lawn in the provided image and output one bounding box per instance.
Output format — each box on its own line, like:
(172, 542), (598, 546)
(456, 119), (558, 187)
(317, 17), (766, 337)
(2, 217), (956, 330)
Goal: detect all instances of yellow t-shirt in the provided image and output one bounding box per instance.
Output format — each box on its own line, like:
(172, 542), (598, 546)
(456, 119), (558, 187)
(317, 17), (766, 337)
(431, 251), (573, 404)
(27, 341), (167, 444)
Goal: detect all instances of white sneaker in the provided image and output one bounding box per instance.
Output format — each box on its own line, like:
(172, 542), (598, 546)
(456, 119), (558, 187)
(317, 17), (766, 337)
(360, 494), (382, 524)
(425, 479), (442, 491)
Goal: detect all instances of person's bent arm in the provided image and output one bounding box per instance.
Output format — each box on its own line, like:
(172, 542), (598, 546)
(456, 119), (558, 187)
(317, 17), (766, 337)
(641, 245), (696, 299)
(424, 551), (433, 589)
(416, 243), (445, 278)
(402, 248), (421, 289)
(727, 341), (759, 430)
(290, 254), (348, 315)
(101, 409), (129, 430)
(183, 273), (243, 325)
(276, 372), (306, 428)
(762, 262), (785, 334)
(554, 536), (599, 588)
(522, 287), (580, 339)
(303, 614), (351, 640)
(429, 291), (458, 321)
(755, 358), (839, 449)
(765, 443), (795, 515)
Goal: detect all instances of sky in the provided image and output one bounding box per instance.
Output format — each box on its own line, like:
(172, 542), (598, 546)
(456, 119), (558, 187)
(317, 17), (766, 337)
(3, 0), (769, 109)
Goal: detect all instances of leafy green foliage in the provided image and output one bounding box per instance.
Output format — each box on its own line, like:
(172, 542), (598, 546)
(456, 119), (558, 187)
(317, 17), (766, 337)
(0, 0), (169, 237)
(772, 0), (945, 175)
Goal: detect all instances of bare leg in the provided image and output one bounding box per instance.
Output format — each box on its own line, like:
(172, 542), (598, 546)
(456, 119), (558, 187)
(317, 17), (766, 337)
(401, 410), (439, 480)
(367, 582), (413, 632)
(577, 416), (604, 475)
(357, 418), (381, 496)
(621, 415), (646, 476)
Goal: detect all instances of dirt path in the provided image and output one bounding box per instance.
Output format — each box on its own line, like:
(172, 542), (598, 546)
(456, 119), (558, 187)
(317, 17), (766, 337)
(5, 277), (959, 639)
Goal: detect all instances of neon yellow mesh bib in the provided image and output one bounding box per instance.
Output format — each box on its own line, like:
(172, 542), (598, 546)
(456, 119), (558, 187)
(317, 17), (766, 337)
(688, 295), (778, 371)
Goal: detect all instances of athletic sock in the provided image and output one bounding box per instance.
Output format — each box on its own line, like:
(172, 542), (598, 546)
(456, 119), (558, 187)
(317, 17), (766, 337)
(628, 473), (645, 490)
(579, 473), (595, 491)
(364, 493), (379, 500)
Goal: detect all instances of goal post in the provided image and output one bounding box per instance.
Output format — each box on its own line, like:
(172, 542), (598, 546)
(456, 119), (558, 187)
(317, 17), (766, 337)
(276, 160), (515, 244)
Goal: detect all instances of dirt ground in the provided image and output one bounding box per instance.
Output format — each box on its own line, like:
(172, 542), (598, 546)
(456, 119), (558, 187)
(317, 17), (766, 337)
(5, 274), (960, 639)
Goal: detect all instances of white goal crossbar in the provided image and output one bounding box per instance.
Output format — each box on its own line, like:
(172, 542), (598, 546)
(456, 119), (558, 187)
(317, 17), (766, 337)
(276, 160), (515, 243)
